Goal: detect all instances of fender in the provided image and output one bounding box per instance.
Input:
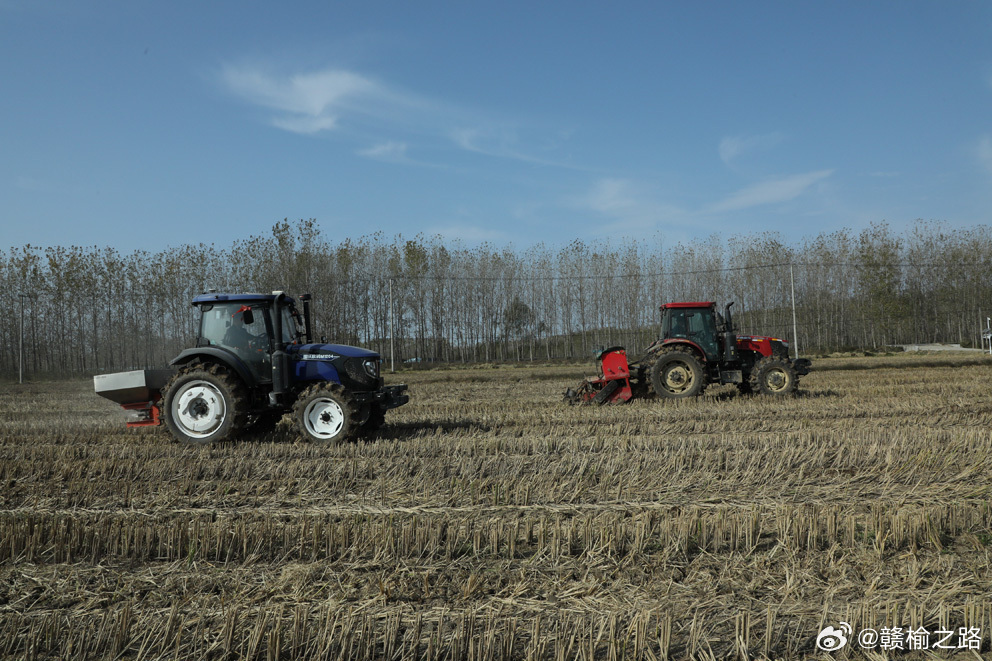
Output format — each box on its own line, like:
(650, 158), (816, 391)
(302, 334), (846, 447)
(170, 347), (256, 387)
(736, 335), (777, 358)
(656, 338), (708, 362)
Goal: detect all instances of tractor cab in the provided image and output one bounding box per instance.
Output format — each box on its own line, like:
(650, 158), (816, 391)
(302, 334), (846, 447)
(193, 292), (307, 384)
(660, 301), (738, 363)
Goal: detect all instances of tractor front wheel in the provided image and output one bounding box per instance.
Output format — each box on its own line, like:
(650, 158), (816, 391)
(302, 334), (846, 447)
(161, 363), (248, 444)
(650, 349), (705, 399)
(358, 404), (387, 438)
(749, 357), (798, 396)
(293, 383), (355, 443)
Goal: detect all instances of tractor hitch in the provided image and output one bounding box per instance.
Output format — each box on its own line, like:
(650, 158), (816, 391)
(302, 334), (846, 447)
(355, 383), (410, 410)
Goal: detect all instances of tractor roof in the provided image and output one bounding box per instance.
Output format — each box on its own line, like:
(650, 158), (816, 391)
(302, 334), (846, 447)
(661, 301), (715, 309)
(192, 292), (296, 305)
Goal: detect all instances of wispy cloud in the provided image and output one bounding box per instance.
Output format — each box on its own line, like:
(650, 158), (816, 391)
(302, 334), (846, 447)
(357, 141), (409, 162)
(451, 127), (588, 170)
(707, 170), (833, 213)
(718, 132), (785, 167)
(576, 178), (686, 232)
(220, 66), (386, 135)
(583, 178), (642, 217)
(219, 63), (578, 169)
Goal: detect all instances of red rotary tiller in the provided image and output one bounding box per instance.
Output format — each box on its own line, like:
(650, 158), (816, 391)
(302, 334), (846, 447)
(563, 347), (634, 405)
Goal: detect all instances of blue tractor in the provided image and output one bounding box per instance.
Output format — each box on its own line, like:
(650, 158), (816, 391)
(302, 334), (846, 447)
(94, 291), (408, 444)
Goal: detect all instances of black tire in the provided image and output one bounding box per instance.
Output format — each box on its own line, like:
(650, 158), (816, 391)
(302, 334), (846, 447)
(591, 379), (621, 404)
(749, 357), (798, 396)
(161, 362), (248, 444)
(650, 349), (705, 399)
(358, 405), (387, 438)
(293, 383), (355, 443)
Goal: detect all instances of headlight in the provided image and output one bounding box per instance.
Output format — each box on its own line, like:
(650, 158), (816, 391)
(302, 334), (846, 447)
(345, 358), (380, 386)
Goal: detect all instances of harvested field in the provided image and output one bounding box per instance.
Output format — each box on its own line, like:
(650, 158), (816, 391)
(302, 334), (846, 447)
(2, 352), (992, 659)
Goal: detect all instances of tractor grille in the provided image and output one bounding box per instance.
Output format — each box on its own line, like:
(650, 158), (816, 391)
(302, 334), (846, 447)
(344, 357), (380, 388)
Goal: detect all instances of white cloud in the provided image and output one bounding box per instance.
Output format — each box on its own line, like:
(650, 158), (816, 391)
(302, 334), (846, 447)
(357, 141), (408, 162)
(719, 132), (785, 166)
(584, 178), (640, 216)
(273, 115), (340, 134)
(220, 63), (580, 169)
(220, 65), (395, 134)
(449, 127), (526, 161)
(449, 126), (586, 169)
(708, 170), (833, 213)
(451, 128), (482, 152)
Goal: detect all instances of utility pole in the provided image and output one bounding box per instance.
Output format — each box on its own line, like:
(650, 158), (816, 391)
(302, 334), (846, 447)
(389, 277), (395, 373)
(789, 264), (800, 358)
(18, 293), (27, 384)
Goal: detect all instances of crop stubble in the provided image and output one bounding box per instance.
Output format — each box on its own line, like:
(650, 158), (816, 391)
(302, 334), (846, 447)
(2, 353), (992, 659)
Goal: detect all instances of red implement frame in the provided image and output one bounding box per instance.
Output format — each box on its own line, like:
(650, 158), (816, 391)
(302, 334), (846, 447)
(573, 347), (633, 405)
(121, 400), (162, 428)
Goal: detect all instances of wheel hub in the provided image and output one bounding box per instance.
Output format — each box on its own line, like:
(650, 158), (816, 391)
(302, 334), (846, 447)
(663, 364), (693, 392)
(174, 382), (227, 437)
(304, 398), (345, 439)
(766, 369), (787, 391)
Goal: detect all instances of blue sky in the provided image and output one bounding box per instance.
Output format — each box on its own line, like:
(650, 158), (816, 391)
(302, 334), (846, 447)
(2, 1), (992, 252)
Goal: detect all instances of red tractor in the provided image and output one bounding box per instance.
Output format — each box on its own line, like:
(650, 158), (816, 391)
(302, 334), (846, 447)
(565, 301), (811, 404)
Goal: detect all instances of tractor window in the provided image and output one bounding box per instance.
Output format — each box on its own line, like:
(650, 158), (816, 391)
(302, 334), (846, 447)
(664, 309), (694, 338)
(663, 307), (720, 360)
(280, 306), (302, 344)
(200, 303), (269, 355)
(200, 304), (237, 347)
(688, 310), (714, 335)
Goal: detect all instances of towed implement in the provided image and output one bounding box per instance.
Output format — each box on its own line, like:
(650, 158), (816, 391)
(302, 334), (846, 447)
(95, 291), (408, 444)
(565, 301), (810, 404)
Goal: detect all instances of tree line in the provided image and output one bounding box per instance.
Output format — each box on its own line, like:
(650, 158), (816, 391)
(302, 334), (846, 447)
(2, 218), (991, 378)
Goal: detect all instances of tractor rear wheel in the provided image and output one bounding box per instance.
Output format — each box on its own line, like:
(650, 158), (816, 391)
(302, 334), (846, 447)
(161, 362), (248, 444)
(293, 383), (356, 443)
(650, 349), (705, 399)
(749, 357), (798, 396)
